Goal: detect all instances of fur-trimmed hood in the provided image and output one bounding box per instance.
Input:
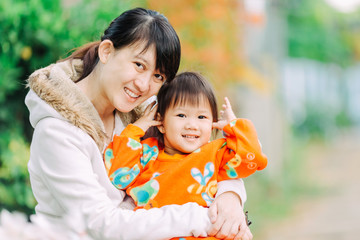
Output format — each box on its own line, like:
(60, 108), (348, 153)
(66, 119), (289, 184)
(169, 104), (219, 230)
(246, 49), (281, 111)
(25, 59), (142, 151)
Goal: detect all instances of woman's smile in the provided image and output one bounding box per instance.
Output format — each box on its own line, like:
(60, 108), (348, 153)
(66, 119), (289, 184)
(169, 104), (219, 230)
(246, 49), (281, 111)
(124, 87), (141, 99)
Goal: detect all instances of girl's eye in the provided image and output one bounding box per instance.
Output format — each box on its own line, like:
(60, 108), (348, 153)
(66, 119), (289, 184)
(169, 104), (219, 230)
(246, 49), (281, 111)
(177, 114), (185, 118)
(198, 115), (207, 119)
(154, 74), (164, 81)
(135, 62), (144, 70)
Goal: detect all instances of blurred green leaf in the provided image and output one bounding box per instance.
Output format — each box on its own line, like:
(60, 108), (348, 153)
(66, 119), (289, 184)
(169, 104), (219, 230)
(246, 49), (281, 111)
(286, 0), (360, 66)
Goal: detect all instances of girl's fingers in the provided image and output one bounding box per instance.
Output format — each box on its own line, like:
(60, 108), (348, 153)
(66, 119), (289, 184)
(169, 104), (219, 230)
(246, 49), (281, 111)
(219, 110), (224, 117)
(149, 100), (158, 111)
(144, 101), (154, 114)
(224, 97), (232, 108)
(150, 104), (158, 114)
(150, 120), (162, 126)
(222, 97), (232, 111)
(144, 101), (158, 116)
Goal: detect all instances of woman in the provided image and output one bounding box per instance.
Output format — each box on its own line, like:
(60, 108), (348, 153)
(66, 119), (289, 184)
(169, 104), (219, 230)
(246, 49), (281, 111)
(25, 8), (250, 240)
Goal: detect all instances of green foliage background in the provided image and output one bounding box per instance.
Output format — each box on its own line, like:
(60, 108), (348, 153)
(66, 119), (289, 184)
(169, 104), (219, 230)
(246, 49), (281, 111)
(285, 0), (360, 138)
(0, 0), (142, 215)
(287, 0), (360, 67)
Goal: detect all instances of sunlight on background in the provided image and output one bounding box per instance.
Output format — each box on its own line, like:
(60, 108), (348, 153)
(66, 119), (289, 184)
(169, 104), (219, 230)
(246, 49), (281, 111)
(1, 0), (360, 239)
(325, 0), (360, 13)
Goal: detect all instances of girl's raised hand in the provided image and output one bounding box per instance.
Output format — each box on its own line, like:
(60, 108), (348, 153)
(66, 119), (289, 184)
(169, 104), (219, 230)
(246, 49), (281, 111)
(133, 101), (162, 132)
(212, 97), (237, 130)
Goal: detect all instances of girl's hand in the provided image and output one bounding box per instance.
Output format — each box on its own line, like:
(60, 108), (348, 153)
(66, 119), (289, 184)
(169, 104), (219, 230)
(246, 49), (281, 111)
(208, 192), (252, 240)
(133, 101), (162, 132)
(212, 97), (237, 130)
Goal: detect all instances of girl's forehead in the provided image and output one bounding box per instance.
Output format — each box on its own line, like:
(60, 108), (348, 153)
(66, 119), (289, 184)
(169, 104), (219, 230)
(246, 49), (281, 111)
(170, 95), (211, 109)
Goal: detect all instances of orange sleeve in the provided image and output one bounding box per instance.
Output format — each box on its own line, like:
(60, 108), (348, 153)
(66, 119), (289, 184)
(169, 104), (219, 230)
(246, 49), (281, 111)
(104, 124), (159, 190)
(217, 119), (268, 181)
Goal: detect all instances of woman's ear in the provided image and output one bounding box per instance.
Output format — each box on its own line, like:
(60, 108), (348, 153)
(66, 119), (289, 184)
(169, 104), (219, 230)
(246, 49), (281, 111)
(98, 40), (114, 64)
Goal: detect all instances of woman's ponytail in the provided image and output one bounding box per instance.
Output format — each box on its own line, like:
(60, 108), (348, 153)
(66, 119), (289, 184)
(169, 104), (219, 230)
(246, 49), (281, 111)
(59, 41), (100, 82)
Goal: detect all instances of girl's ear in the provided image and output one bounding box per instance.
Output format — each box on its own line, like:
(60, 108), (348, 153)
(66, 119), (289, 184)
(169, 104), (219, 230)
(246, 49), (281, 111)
(98, 39), (114, 64)
(157, 125), (165, 134)
(156, 113), (165, 133)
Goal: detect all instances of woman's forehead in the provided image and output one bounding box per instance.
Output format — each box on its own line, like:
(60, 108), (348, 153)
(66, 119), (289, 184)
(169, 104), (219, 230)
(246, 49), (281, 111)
(124, 42), (156, 64)
(130, 41), (156, 57)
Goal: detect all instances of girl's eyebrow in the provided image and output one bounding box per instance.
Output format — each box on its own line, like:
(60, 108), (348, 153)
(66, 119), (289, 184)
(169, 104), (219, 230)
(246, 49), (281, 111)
(197, 108), (213, 115)
(174, 106), (211, 114)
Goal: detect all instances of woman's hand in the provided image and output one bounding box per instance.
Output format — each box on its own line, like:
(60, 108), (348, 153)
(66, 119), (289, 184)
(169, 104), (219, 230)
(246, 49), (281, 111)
(207, 192), (253, 240)
(235, 225), (253, 240)
(133, 101), (161, 132)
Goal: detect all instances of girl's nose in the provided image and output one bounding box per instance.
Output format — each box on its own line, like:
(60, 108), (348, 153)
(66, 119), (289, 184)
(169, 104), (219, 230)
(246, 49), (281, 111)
(184, 120), (199, 130)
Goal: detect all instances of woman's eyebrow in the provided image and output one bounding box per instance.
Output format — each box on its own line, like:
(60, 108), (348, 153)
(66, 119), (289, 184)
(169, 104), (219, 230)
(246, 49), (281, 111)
(134, 54), (150, 66)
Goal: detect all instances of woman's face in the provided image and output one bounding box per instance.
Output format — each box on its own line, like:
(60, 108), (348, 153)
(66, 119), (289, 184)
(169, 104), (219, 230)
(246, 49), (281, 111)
(99, 41), (165, 113)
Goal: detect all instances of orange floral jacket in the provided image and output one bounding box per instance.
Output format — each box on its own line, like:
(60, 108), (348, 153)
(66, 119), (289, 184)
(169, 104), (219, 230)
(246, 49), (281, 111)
(105, 119), (267, 210)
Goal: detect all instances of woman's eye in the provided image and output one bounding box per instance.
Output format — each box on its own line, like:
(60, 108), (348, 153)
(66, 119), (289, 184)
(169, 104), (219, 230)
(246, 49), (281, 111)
(135, 62), (144, 70)
(177, 114), (185, 118)
(154, 74), (164, 81)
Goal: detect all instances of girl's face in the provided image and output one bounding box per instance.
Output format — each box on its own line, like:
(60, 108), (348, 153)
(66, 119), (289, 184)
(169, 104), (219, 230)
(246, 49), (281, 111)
(158, 96), (214, 155)
(98, 41), (165, 113)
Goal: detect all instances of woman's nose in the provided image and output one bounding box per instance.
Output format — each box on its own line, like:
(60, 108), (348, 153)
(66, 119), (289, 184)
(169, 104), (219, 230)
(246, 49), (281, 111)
(134, 74), (151, 92)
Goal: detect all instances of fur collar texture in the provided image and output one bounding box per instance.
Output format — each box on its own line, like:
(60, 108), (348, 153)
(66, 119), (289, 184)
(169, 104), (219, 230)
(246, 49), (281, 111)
(27, 59), (142, 151)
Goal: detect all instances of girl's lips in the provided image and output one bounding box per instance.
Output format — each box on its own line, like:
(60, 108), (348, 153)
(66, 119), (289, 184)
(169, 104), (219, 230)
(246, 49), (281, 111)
(124, 87), (140, 98)
(182, 134), (199, 139)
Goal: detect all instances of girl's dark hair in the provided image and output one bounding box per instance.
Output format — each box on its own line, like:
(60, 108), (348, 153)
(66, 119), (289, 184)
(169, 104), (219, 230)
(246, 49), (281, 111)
(145, 72), (218, 146)
(63, 8), (180, 82)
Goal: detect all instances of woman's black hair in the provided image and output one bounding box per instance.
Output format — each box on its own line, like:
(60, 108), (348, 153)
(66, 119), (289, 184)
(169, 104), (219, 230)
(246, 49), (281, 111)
(64, 8), (180, 82)
(145, 72), (218, 147)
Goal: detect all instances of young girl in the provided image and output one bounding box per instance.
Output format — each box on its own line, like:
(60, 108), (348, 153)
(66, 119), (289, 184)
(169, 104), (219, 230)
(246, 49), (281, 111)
(105, 72), (267, 239)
